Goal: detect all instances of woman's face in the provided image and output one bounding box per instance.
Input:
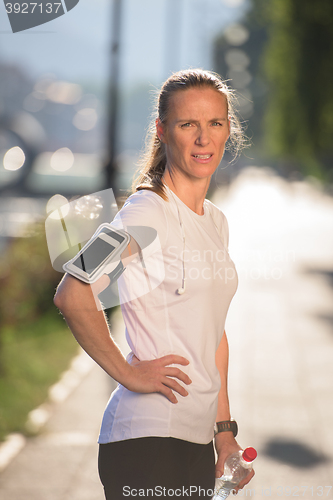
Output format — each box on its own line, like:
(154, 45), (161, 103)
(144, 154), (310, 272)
(157, 87), (230, 182)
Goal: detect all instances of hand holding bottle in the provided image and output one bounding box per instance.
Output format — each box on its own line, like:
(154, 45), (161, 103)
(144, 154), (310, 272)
(213, 447), (257, 499)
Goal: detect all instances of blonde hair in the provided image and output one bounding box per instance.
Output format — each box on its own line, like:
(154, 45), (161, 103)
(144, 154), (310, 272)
(132, 69), (246, 199)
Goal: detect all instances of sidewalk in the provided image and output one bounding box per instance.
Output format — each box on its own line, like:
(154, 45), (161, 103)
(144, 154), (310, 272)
(0, 318), (124, 500)
(214, 168), (333, 497)
(0, 168), (332, 499)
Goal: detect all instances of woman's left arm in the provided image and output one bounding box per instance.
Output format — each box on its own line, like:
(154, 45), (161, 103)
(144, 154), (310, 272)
(214, 331), (255, 492)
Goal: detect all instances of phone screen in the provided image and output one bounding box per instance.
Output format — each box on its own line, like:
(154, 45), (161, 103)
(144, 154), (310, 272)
(103, 229), (126, 243)
(72, 238), (116, 274)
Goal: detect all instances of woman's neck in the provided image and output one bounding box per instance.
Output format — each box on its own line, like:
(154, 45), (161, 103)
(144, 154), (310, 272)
(162, 170), (210, 216)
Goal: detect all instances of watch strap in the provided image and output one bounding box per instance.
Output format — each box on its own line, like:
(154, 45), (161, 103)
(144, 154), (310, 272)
(215, 419), (238, 437)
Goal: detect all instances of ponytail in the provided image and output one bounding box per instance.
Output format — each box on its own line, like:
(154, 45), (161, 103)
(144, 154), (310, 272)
(131, 123), (168, 200)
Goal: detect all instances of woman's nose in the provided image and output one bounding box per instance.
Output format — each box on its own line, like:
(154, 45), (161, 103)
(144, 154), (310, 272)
(195, 127), (210, 146)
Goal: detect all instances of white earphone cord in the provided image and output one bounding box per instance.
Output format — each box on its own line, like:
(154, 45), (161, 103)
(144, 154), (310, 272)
(169, 187), (221, 296)
(169, 189), (186, 295)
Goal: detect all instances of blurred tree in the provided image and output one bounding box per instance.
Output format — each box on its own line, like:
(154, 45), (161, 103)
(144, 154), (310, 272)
(214, 0), (333, 180)
(213, 4), (269, 172)
(262, 0), (333, 178)
(0, 226), (61, 374)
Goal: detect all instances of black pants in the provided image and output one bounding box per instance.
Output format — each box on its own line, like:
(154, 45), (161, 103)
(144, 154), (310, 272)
(98, 437), (215, 499)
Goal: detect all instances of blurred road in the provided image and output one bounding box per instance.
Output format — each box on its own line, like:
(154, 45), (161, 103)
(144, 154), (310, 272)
(215, 168), (333, 496)
(0, 167), (333, 499)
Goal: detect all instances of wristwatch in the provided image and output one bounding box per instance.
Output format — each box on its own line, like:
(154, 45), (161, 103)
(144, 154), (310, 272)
(214, 419), (238, 438)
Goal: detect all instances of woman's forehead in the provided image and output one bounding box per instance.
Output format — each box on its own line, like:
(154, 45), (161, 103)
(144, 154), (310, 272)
(167, 87), (228, 118)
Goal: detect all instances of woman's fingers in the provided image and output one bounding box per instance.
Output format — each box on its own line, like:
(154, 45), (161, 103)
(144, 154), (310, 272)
(156, 383), (179, 404)
(163, 366), (192, 385)
(131, 354), (192, 383)
(158, 354), (190, 366)
(161, 374), (189, 397)
(234, 470), (255, 493)
(128, 354), (192, 402)
(132, 353), (189, 367)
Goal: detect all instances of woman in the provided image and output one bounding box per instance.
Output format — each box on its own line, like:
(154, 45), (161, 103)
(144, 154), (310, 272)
(54, 69), (254, 499)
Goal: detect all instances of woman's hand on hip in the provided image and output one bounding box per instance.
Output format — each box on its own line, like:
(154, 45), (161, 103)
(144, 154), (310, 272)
(124, 354), (192, 404)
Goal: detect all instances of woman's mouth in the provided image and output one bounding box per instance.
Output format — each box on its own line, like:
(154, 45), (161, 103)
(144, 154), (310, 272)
(192, 154), (212, 159)
(192, 154), (213, 163)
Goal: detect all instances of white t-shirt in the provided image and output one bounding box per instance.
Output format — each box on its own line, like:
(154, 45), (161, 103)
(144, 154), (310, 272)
(98, 186), (238, 445)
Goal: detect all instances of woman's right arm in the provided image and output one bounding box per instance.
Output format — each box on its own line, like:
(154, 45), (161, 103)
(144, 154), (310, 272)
(54, 274), (191, 403)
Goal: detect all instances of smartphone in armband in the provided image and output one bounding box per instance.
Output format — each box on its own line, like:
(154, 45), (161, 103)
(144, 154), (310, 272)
(63, 223), (130, 284)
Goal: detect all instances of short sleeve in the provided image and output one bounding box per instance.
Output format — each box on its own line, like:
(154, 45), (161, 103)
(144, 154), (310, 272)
(111, 190), (168, 257)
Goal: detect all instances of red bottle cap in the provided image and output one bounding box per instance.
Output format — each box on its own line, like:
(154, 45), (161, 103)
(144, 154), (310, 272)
(242, 447), (257, 462)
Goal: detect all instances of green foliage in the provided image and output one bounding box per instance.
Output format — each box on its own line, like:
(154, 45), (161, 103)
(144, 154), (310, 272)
(0, 224), (79, 439)
(261, 0), (333, 176)
(0, 313), (78, 441)
(0, 224), (61, 328)
(214, 0), (333, 178)
(0, 223), (63, 375)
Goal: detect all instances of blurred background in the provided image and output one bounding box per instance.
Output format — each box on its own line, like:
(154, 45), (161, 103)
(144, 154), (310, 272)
(0, 0), (333, 498)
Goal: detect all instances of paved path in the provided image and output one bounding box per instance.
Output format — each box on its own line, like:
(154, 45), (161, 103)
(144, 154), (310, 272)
(213, 168), (333, 497)
(1, 167), (333, 499)
(0, 356), (113, 500)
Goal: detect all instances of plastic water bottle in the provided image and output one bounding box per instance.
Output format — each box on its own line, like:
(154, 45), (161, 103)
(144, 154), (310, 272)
(213, 447), (257, 499)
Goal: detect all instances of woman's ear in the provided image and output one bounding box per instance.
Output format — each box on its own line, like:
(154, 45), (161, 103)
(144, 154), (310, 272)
(156, 118), (166, 143)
